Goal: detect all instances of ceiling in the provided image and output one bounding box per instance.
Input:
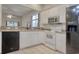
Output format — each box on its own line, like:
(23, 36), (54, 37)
(2, 4), (59, 17)
(2, 4), (34, 16)
(40, 4), (60, 10)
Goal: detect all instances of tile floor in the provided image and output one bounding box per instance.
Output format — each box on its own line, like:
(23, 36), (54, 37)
(8, 44), (60, 54)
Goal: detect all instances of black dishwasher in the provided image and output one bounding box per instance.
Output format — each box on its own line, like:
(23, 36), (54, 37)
(2, 31), (19, 54)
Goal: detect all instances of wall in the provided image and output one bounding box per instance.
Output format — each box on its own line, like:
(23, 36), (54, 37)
(21, 12), (32, 27)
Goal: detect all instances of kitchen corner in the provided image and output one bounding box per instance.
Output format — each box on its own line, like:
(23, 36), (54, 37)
(0, 4), (68, 54)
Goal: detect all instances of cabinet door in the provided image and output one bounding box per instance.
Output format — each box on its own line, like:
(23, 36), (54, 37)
(20, 32), (46, 49)
(56, 33), (66, 53)
(28, 32), (45, 45)
(38, 32), (46, 43)
(20, 32), (43, 49)
(29, 32), (39, 44)
(20, 32), (32, 49)
(45, 32), (56, 49)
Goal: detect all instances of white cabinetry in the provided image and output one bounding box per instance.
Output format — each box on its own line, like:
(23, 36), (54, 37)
(45, 31), (56, 50)
(20, 32), (45, 49)
(56, 32), (66, 53)
(20, 32), (31, 49)
(30, 32), (45, 44)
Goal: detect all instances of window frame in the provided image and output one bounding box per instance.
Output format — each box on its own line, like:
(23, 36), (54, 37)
(31, 13), (40, 28)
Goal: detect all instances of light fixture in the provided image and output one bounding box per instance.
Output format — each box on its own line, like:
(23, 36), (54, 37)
(7, 15), (13, 19)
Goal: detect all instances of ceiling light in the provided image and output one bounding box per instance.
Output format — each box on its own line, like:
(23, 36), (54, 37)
(7, 15), (12, 19)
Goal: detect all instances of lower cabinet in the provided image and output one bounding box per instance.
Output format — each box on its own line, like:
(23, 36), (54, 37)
(20, 32), (31, 49)
(20, 32), (45, 49)
(45, 32), (56, 50)
(55, 33), (66, 53)
(20, 31), (66, 53)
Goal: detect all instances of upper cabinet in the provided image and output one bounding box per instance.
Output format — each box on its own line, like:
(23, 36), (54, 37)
(40, 5), (66, 27)
(48, 16), (59, 25)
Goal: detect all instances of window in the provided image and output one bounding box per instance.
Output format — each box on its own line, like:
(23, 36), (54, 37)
(32, 14), (39, 27)
(6, 21), (18, 27)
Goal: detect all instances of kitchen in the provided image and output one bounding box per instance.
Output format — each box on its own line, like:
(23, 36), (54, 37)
(0, 4), (75, 54)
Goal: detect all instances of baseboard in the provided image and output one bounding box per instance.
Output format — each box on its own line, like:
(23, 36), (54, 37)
(20, 43), (43, 50)
(42, 42), (64, 54)
(19, 42), (64, 54)
(42, 42), (56, 50)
